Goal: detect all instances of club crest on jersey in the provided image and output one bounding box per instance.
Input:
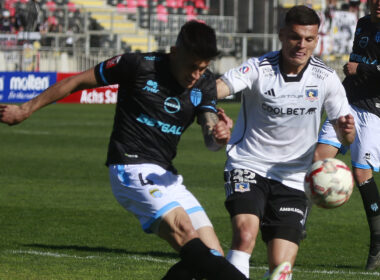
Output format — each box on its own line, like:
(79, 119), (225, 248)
(105, 55), (121, 69)
(234, 182), (250, 193)
(238, 66), (250, 74)
(305, 89), (318, 101)
(376, 32), (380, 43)
(149, 188), (163, 198)
(190, 88), (202, 106)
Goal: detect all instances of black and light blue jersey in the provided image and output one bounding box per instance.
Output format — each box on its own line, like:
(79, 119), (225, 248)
(344, 15), (380, 117)
(94, 52), (217, 172)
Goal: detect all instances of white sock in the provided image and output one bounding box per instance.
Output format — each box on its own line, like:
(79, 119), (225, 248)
(226, 249), (251, 278)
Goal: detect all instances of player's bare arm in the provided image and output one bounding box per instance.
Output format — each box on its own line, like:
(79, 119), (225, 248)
(198, 109), (232, 151)
(216, 78), (231, 99)
(0, 68), (98, 126)
(332, 114), (356, 146)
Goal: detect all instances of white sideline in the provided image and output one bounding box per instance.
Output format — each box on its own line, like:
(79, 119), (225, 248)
(6, 249), (380, 277)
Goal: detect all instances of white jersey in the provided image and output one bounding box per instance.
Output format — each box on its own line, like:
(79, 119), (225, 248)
(222, 51), (350, 191)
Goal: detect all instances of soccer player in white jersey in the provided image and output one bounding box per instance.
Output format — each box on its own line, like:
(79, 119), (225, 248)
(216, 5), (356, 280)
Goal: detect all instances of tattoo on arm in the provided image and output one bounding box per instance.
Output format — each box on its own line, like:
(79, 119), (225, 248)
(198, 111), (221, 151)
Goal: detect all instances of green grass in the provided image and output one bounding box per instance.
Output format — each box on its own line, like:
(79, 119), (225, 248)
(0, 103), (379, 279)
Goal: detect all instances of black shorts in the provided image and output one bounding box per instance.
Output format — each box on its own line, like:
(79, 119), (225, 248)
(224, 169), (308, 245)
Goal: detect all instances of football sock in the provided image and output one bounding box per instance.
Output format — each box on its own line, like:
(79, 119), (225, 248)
(358, 178), (380, 252)
(226, 249), (251, 278)
(180, 238), (248, 280)
(359, 178), (380, 219)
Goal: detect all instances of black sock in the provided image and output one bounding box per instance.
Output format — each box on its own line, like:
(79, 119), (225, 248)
(162, 260), (198, 280)
(180, 238), (248, 280)
(359, 177), (380, 219)
(358, 178), (380, 252)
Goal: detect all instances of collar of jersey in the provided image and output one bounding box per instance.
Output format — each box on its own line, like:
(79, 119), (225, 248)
(279, 52), (311, 82)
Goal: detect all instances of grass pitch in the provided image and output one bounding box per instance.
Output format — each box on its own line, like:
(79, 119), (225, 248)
(0, 103), (379, 279)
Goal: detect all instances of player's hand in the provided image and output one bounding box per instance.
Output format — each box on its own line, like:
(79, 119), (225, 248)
(216, 107), (233, 129)
(212, 108), (233, 146)
(0, 104), (29, 125)
(343, 62), (358, 76)
(337, 114), (355, 145)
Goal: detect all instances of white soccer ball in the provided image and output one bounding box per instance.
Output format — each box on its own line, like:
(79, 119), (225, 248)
(304, 158), (354, 209)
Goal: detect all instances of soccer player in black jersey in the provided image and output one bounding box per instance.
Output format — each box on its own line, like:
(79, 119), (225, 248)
(315, 0), (380, 271)
(0, 21), (248, 279)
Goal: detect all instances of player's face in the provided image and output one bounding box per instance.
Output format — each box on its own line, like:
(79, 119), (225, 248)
(170, 47), (210, 88)
(370, 0), (380, 22)
(279, 24), (319, 74)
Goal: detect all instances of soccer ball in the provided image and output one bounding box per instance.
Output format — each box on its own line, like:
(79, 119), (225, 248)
(304, 158), (354, 209)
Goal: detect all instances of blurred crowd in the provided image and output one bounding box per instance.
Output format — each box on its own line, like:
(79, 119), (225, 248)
(0, 0), (81, 34)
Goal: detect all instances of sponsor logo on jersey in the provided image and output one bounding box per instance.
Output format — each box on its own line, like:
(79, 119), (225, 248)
(262, 103), (317, 116)
(136, 113), (183, 135)
(190, 88), (202, 106)
(350, 53), (378, 65)
(305, 88), (318, 101)
(311, 67), (329, 80)
(264, 88), (275, 97)
(359, 36), (369, 48)
(144, 55), (162, 61)
(234, 182), (250, 193)
(149, 188), (163, 198)
(105, 55), (121, 69)
(164, 97), (181, 113)
(305, 107), (317, 114)
(238, 66), (250, 74)
(376, 32), (380, 43)
(143, 80), (159, 93)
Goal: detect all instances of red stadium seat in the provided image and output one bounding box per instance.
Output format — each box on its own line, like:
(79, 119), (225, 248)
(156, 4), (168, 22)
(137, 0), (148, 8)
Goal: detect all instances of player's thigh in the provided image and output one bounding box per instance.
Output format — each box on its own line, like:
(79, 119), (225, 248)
(109, 163), (184, 233)
(350, 107), (380, 173)
(314, 143), (339, 162)
(261, 182), (308, 246)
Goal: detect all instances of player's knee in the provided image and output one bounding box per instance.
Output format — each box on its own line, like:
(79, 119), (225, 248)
(232, 227), (256, 251)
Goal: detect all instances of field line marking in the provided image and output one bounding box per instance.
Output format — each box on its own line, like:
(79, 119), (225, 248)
(5, 249), (380, 277)
(6, 250), (177, 263)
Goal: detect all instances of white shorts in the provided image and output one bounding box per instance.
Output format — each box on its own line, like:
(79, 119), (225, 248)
(318, 105), (380, 172)
(109, 163), (212, 234)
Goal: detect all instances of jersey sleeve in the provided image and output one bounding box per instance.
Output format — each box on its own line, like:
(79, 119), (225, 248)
(221, 58), (259, 94)
(324, 71), (351, 120)
(196, 71), (218, 114)
(94, 53), (138, 86)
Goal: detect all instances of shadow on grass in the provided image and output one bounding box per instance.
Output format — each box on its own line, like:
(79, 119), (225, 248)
(22, 243), (178, 259)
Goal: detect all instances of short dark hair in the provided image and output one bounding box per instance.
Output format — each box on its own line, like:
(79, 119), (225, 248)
(285, 5), (321, 27)
(175, 20), (220, 60)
